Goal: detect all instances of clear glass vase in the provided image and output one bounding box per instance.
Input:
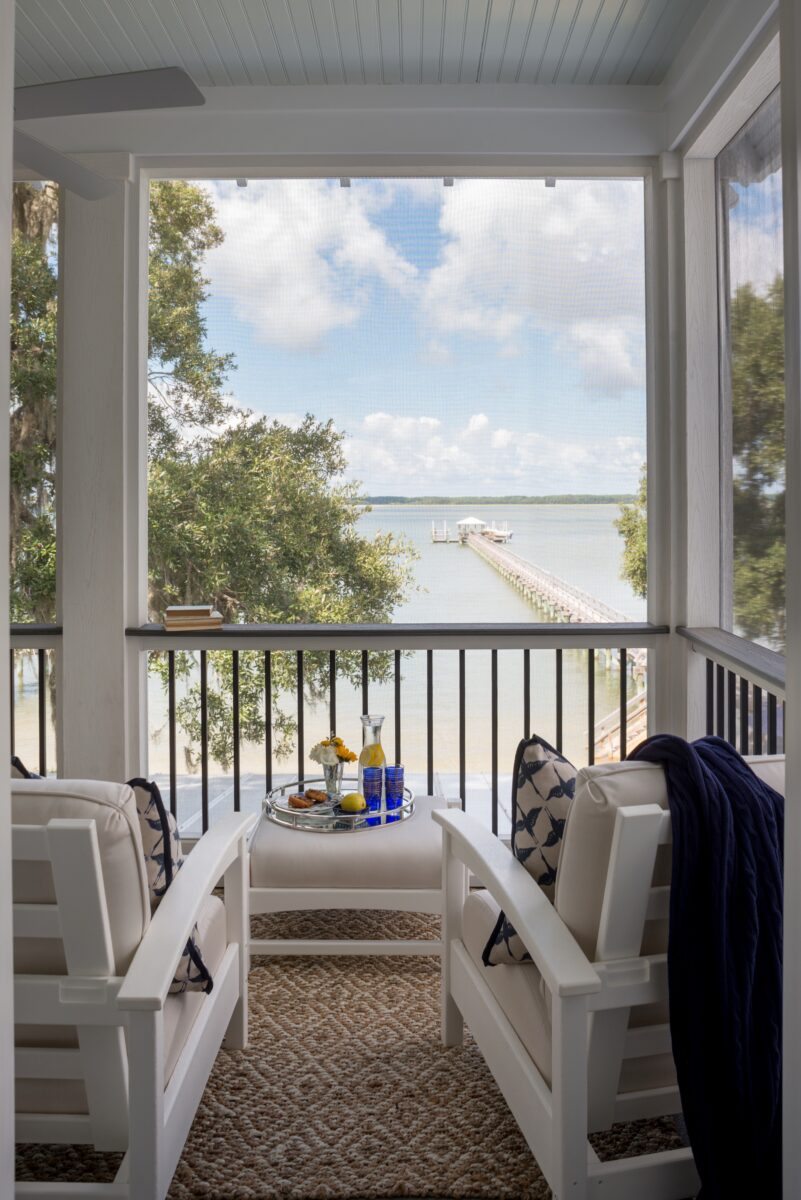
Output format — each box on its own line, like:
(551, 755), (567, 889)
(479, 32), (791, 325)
(358, 714), (386, 795)
(322, 761), (344, 798)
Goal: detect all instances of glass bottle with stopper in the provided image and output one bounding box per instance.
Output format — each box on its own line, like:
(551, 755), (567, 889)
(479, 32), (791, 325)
(358, 714), (386, 795)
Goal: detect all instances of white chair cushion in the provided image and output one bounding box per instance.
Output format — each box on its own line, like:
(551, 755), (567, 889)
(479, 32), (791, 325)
(12, 779), (150, 975)
(250, 794), (444, 890)
(16, 894), (227, 1115)
(554, 754), (785, 961)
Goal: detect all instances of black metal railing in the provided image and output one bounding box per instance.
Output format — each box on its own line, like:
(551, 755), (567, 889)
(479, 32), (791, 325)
(679, 626), (785, 756)
(129, 623), (665, 836)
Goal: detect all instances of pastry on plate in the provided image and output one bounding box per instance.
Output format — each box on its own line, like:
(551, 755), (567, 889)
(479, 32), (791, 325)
(288, 793), (314, 809)
(304, 787), (328, 804)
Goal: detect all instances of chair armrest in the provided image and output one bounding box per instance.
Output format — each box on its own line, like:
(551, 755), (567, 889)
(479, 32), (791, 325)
(433, 809), (600, 999)
(117, 811), (256, 1012)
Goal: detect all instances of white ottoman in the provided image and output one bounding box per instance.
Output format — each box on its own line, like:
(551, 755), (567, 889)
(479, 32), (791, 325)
(249, 795), (459, 956)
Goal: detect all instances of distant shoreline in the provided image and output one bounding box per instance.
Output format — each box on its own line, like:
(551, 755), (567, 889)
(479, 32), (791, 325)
(361, 494), (635, 506)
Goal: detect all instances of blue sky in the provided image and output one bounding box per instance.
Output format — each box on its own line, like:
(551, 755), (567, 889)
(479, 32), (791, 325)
(190, 177), (647, 496)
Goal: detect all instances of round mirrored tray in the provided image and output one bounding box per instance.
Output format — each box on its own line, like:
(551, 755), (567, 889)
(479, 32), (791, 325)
(264, 776), (415, 832)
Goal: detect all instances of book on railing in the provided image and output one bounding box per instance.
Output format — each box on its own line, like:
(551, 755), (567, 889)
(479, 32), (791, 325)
(163, 609), (223, 631)
(165, 604), (216, 619)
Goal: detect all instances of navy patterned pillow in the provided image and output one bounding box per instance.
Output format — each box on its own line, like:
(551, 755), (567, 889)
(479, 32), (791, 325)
(127, 778), (213, 995)
(11, 756), (40, 779)
(482, 735), (576, 966)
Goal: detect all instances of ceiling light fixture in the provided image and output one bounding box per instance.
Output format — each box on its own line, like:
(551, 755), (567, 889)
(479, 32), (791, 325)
(340, 177), (351, 188)
(545, 177), (556, 188)
(443, 177), (454, 187)
(236, 178), (248, 188)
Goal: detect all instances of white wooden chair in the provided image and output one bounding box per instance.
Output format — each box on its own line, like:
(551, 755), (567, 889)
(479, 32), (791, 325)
(434, 754), (785, 1200)
(12, 778), (256, 1200)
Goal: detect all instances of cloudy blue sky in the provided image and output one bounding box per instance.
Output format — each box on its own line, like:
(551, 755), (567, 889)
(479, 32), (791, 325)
(189, 176), (647, 497)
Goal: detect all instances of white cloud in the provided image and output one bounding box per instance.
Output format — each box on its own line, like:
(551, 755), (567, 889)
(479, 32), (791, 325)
(202, 180), (417, 351)
(465, 413), (489, 434)
(344, 411), (645, 496)
(421, 179), (646, 394)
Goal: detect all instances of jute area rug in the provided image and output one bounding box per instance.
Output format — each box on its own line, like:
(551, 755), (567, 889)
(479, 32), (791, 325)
(17, 910), (683, 1199)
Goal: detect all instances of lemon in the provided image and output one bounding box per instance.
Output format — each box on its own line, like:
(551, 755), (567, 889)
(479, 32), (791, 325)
(340, 791), (367, 813)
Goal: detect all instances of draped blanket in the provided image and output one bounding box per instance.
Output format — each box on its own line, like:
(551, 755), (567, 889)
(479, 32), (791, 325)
(629, 735), (783, 1199)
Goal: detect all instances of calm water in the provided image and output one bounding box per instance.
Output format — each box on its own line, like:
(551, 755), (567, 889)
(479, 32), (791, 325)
(14, 503), (645, 833)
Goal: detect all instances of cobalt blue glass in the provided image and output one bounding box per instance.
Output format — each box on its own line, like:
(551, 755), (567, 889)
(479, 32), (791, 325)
(363, 766), (383, 827)
(384, 764), (404, 823)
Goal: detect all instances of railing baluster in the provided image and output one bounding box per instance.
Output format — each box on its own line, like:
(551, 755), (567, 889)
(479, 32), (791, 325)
(706, 658), (714, 735)
(394, 649), (401, 763)
(329, 649), (337, 733)
(168, 651), (177, 817)
(200, 650), (208, 834)
(782, 701), (786, 755)
(523, 648), (530, 738)
(459, 648), (466, 811)
(491, 649), (498, 836)
(361, 649), (369, 714)
(555, 648), (563, 753)
(716, 664), (725, 738)
(587, 648), (595, 767)
(619, 648), (627, 760)
(768, 693), (778, 755)
(753, 685), (763, 754)
(739, 677), (749, 756)
(232, 651), (240, 813)
(426, 649), (434, 796)
(38, 648), (47, 777)
(297, 651), (304, 782)
(264, 651), (272, 792)
(9, 649), (15, 758)
(727, 670), (736, 746)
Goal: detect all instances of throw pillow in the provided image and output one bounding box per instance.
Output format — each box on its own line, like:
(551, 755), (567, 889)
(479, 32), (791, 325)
(127, 778), (213, 995)
(11, 756), (40, 779)
(482, 734), (576, 966)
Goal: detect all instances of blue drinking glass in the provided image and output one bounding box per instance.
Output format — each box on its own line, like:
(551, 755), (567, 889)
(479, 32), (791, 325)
(384, 764), (404, 823)
(363, 766), (383, 826)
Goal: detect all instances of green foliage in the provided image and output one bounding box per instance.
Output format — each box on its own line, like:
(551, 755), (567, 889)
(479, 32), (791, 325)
(10, 184), (59, 623)
(730, 277), (785, 650)
(147, 182), (234, 455)
(614, 465), (647, 600)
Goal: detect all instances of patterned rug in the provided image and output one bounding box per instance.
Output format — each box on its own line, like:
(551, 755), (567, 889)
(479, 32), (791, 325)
(16, 911), (683, 1198)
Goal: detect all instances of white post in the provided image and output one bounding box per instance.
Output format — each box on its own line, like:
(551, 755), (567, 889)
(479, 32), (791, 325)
(57, 156), (148, 781)
(0, 1), (16, 1189)
(680, 156), (722, 739)
(780, 2), (801, 1194)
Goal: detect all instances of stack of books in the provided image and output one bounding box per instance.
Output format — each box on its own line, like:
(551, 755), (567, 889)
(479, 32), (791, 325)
(163, 604), (223, 632)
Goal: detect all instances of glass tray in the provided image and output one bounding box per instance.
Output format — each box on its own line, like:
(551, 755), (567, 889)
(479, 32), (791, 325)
(264, 776), (415, 833)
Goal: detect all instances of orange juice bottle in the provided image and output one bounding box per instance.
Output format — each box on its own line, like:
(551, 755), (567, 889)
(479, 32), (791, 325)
(358, 714), (386, 795)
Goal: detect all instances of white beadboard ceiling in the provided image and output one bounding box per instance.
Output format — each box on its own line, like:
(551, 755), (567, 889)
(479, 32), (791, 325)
(14, 0), (709, 91)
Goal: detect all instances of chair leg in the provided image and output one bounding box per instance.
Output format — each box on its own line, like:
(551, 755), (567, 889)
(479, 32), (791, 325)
(441, 830), (467, 1046)
(224, 834), (249, 1050)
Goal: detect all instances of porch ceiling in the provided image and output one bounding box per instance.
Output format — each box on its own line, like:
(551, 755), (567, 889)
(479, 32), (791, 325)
(14, 0), (710, 91)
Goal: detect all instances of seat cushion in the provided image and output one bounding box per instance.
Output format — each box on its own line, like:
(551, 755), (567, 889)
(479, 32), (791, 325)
(250, 794), (444, 890)
(13, 779), (150, 975)
(15, 893), (227, 1116)
(463, 889), (677, 1096)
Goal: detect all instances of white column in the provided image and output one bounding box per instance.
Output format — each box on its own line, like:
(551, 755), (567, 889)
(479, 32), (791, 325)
(0, 0), (16, 1186)
(680, 157), (721, 739)
(781, 2), (801, 1193)
(646, 153), (686, 738)
(58, 156), (148, 781)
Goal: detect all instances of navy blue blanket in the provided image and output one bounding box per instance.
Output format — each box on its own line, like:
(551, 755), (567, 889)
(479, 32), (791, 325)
(629, 735), (783, 1199)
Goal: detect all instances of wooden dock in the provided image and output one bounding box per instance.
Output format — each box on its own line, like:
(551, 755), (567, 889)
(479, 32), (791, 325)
(467, 533), (647, 678)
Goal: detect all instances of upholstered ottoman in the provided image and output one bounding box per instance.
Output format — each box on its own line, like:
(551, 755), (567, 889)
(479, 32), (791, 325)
(249, 795), (459, 955)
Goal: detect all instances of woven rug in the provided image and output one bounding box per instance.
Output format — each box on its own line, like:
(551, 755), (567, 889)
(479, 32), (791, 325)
(17, 910), (683, 1198)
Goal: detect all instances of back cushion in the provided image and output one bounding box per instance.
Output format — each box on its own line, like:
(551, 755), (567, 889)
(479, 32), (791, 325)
(555, 754), (786, 962)
(12, 779), (150, 975)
